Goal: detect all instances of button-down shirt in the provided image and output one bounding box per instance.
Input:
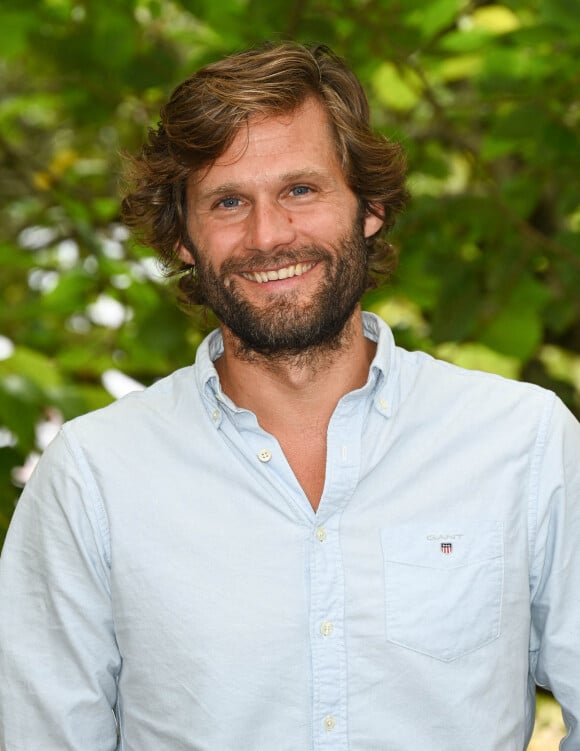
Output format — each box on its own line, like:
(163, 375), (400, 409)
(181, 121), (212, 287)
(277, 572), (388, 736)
(1, 312), (579, 750)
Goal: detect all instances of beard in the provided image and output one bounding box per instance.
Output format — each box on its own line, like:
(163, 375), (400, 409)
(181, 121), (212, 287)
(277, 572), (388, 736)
(190, 220), (369, 358)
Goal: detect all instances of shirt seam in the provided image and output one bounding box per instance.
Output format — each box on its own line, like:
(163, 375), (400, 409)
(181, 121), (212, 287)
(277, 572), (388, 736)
(60, 423), (113, 569)
(527, 390), (556, 604)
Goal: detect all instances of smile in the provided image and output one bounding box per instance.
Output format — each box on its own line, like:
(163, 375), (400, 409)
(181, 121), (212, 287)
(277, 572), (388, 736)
(240, 262), (316, 283)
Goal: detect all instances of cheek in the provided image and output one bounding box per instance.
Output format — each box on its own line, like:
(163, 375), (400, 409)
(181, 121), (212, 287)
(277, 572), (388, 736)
(193, 225), (238, 265)
(307, 209), (354, 241)
(205, 219), (246, 248)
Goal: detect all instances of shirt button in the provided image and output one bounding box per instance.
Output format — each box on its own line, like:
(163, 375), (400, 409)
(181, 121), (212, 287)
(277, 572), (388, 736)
(323, 715), (336, 732)
(315, 527), (327, 542)
(320, 621), (334, 637)
(378, 398), (388, 410)
(212, 409), (220, 421)
(257, 449), (272, 463)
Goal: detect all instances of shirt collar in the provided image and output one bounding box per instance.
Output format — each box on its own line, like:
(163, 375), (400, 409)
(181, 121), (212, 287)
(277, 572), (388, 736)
(194, 311), (399, 422)
(361, 311), (398, 418)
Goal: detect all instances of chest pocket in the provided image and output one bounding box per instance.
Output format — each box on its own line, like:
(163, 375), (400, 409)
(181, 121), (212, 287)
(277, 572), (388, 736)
(381, 520), (503, 662)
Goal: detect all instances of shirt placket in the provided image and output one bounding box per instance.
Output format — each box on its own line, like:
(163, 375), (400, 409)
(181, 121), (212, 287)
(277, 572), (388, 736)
(204, 367), (378, 750)
(309, 514), (347, 749)
(310, 400), (365, 750)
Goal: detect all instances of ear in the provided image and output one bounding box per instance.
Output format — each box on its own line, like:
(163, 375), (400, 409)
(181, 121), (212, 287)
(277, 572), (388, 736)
(363, 203), (384, 238)
(176, 241), (195, 265)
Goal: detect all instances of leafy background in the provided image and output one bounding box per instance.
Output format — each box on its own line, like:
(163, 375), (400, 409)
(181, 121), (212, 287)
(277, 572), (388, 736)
(0, 0), (578, 742)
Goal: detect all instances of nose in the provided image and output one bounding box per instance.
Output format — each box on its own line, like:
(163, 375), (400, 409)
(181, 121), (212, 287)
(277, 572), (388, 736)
(245, 198), (297, 252)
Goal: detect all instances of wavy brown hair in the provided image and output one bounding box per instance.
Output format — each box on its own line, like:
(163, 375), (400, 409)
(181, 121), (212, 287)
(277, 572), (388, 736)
(121, 41), (408, 306)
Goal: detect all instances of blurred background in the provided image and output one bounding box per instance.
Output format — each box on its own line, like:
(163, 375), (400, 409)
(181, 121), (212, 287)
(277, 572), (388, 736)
(0, 0), (578, 741)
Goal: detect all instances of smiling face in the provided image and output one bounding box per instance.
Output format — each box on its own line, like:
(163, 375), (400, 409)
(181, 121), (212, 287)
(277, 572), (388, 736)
(180, 96), (383, 356)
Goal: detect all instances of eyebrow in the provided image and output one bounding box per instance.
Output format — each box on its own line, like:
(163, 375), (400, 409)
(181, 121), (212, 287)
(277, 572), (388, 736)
(196, 169), (334, 202)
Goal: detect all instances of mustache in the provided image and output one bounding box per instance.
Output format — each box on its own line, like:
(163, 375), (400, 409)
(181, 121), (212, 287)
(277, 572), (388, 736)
(219, 247), (332, 276)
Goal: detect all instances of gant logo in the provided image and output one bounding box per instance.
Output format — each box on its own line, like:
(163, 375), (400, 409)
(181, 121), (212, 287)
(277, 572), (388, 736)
(426, 533), (464, 541)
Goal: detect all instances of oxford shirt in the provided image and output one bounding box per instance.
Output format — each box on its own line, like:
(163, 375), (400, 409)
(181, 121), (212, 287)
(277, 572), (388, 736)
(1, 312), (579, 751)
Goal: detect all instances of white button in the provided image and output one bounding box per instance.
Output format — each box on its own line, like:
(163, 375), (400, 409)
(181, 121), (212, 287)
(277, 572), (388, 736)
(320, 621), (334, 637)
(378, 398), (388, 410)
(257, 449), (272, 463)
(212, 409), (220, 421)
(316, 527), (327, 543)
(323, 715), (336, 732)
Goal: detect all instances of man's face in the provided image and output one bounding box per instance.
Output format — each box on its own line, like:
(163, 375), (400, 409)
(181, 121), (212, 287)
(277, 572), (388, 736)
(180, 97), (383, 355)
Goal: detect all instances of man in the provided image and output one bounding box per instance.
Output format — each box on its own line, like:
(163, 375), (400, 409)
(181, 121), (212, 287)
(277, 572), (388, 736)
(0, 41), (578, 751)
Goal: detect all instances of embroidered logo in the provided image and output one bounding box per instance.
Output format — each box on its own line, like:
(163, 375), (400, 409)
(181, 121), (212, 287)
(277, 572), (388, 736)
(440, 542), (453, 554)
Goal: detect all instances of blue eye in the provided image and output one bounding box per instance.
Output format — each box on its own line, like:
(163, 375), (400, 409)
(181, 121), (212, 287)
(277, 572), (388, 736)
(218, 197), (241, 209)
(291, 185), (311, 196)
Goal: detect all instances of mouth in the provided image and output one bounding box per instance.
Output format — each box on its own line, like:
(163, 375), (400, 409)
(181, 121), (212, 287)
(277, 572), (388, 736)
(239, 262), (316, 284)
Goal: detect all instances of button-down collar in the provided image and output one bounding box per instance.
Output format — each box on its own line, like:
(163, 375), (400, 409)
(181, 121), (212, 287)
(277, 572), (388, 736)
(196, 312), (397, 425)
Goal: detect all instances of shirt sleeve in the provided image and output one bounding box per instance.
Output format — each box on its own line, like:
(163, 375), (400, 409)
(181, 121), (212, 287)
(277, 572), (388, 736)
(529, 396), (580, 744)
(0, 428), (121, 751)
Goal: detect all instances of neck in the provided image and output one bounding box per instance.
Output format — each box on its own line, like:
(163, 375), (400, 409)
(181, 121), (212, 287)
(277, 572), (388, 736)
(215, 307), (375, 512)
(214, 307), (375, 430)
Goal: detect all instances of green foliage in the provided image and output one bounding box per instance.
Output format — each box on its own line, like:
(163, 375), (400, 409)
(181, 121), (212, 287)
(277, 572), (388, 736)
(1, 0), (579, 547)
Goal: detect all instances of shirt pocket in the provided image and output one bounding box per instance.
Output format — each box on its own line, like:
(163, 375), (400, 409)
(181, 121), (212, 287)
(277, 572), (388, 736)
(380, 520), (504, 662)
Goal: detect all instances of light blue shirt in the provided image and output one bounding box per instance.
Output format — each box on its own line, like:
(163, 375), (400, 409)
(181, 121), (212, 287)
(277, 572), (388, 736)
(1, 312), (579, 750)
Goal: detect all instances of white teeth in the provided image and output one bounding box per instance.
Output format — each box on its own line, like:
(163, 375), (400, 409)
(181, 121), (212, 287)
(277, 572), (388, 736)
(241, 262), (314, 283)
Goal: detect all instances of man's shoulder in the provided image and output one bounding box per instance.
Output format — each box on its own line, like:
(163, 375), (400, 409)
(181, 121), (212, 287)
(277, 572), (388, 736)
(396, 344), (556, 423)
(370, 313), (553, 418)
(64, 362), (205, 446)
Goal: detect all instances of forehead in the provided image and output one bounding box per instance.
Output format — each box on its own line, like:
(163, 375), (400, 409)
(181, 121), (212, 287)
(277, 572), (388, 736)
(190, 97), (346, 193)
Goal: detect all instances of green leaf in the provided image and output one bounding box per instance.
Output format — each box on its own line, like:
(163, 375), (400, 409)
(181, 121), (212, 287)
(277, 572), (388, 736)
(406, 0), (465, 39)
(479, 305), (543, 361)
(0, 376), (42, 449)
(0, 347), (62, 389)
(372, 62), (423, 112)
